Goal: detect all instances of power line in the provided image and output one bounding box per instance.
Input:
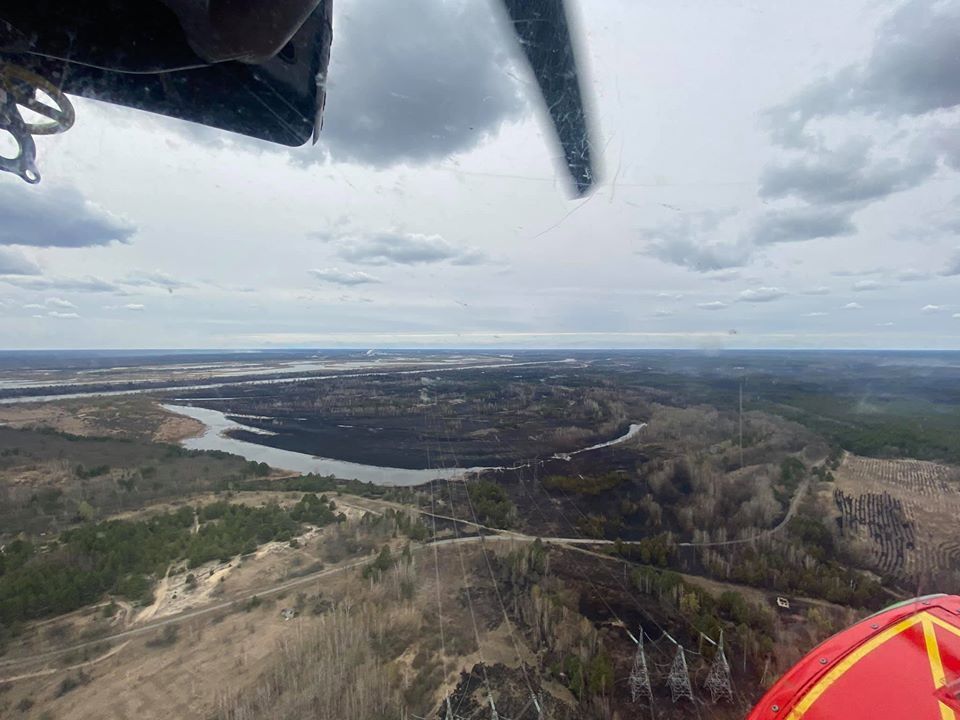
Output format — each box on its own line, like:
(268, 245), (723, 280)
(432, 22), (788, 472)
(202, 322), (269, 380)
(420, 409), (498, 719)
(430, 400), (542, 718)
(528, 458), (737, 662)
(428, 472), (455, 720)
(506, 459), (650, 650)
(526, 463), (682, 650)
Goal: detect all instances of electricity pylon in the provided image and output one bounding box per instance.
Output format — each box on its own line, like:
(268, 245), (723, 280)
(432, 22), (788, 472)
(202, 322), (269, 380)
(629, 632), (653, 702)
(666, 645), (694, 703)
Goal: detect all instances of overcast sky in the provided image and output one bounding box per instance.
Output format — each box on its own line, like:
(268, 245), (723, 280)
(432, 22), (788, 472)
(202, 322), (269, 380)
(1, 0), (959, 350)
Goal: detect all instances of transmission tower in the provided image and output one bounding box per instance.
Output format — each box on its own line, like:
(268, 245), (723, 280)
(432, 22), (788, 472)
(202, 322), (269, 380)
(666, 645), (694, 703)
(704, 635), (734, 703)
(629, 632), (653, 702)
(739, 377), (744, 469)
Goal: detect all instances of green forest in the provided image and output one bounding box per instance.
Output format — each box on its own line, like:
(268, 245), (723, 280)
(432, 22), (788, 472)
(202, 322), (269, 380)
(0, 495), (342, 626)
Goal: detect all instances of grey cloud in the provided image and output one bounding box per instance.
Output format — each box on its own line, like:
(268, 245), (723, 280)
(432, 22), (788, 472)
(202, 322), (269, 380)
(766, 0), (960, 147)
(0, 184), (134, 248)
(642, 212), (750, 271)
(0, 248), (41, 275)
(696, 301), (727, 310)
(829, 267), (928, 282)
(831, 267), (883, 277)
(0, 275), (121, 293)
(322, 231), (489, 266)
(852, 279), (884, 292)
(121, 271), (193, 291)
(647, 238), (750, 271)
(801, 286), (830, 295)
(945, 138), (960, 172)
(843, 302), (863, 310)
(942, 249), (960, 276)
(308, 268), (381, 285)
(738, 287), (786, 303)
(897, 268), (929, 281)
(47, 311), (79, 319)
(759, 139), (936, 205)
(751, 206), (857, 245)
(450, 248), (490, 267)
(317, 0), (525, 166)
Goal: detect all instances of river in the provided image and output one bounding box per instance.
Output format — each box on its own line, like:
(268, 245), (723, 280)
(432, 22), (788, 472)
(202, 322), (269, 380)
(162, 403), (646, 487)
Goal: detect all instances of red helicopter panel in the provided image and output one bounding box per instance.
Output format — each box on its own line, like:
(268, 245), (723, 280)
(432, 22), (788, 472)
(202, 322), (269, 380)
(747, 594), (960, 720)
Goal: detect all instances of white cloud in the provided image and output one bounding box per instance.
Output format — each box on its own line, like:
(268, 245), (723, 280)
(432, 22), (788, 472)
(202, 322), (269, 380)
(47, 311), (80, 319)
(656, 292), (684, 300)
(877, 321), (894, 327)
(801, 286), (830, 295)
(308, 268), (381, 286)
(1, 275), (120, 293)
(653, 309), (673, 317)
(317, 230), (490, 266)
(696, 301), (728, 311)
(921, 304), (944, 313)
(843, 302), (863, 310)
(738, 287), (786, 303)
(852, 279), (883, 292)
(46, 297), (77, 310)
(706, 269), (741, 282)
(803, 311), (828, 317)
(124, 303), (145, 311)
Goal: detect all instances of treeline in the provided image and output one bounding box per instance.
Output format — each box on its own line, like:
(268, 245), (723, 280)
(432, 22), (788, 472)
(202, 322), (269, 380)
(238, 472), (417, 504)
(611, 533), (676, 568)
(0, 495), (342, 625)
(494, 540), (777, 703)
(188, 502), (299, 567)
(774, 457), (806, 508)
(770, 395), (960, 464)
(0, 426), (272, 538)
(698, 507), (885, 609)
(489, 542), (616, 705)
(542, 472), (626, 496)
(629, 563), (778, 675)
(465, 480), (515, 529)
